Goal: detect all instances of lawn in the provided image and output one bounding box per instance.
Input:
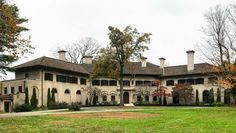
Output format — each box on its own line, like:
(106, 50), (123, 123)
(0, 107), (236, 133)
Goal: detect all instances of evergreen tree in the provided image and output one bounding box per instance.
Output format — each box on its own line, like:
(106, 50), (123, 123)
(25, 87), (29, 105)
(30, 88), (38, 109)
(196, 89), (199, 105)
(159, 96), (162, 105)
(209, 88), (215, 104)
(163, 91), (167, 105)
(51, 89), (56, 103)
(216, 88), (221, 103)
(47, 88), (51, 107)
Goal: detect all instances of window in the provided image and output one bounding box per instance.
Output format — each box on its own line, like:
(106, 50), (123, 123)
(102, 95), (107, 102)
(137, 96), (142, 102)
(111, 96), (115, 101)
(11, 87), (15, 94)
(178, 79), (186, 84)
(145, 96), (149, 102)
(92, 80), (100, 86)
(80, 78), (86, 85)
(52, 88), (57, 93)
(56, 75), (66, 82)
(166, 80), (174, 86)
(56, 75), (77, 84)
(18, 86), (23, 93)
(123, 80), (130, 86)
(195, 78), (204, 84)
(208, 77), (218, 83)
(109, 80), (117, 86)
(186, 79), (194, 85)
(64, 89), (70, 94)
(44, 73), (53, 81)
(101, 80), (108, 86)
(153, 96), (157, 102)
(144, 81), (152, 86)
(4, 87), (7, 94)
(76, 90), (81, 95)
(25, 73), (29, 78)
(135, 80), (143, 86)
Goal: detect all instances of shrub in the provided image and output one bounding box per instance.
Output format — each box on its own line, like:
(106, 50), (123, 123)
(14, 104), (33, 112)
(48, 102), (68, 110)
(68, 102), (81, 111)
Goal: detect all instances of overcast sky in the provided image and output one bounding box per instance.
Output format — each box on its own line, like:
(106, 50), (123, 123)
(4, 0), (231, 79)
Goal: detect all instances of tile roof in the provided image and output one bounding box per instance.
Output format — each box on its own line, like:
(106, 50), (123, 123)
(13, 56), (89, 74)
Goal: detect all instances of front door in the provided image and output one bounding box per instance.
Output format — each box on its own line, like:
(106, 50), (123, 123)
(4, 102), (10, 112)
(123, 92), (129, 104)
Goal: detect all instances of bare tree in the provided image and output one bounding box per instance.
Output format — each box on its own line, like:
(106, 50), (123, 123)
(53, 37), (100, 64)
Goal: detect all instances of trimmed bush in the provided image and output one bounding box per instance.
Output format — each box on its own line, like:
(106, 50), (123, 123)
(14, 104), (32, 112)
(68, 102), (81, 111)
(48, 102), (68, 110)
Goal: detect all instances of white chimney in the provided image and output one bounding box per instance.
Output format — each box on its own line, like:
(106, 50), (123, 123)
(58, 50), (66, 61)
(83, 56), (93, 64)
(159, 57), (165, 69)
(186, 50), (195, 71)
(141, 57), (147, 67)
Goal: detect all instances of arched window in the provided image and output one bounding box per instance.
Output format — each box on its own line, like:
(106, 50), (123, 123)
(203, 90), (210, 103)
(76, 90), (81, 95)
(52, 88), (57, 93)
(64, 89), (70, 94)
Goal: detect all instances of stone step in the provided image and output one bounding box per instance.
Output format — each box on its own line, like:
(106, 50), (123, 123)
(124, 103), (135, 106)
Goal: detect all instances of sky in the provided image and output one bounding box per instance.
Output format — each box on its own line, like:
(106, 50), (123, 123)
(4, 0), (232, 79)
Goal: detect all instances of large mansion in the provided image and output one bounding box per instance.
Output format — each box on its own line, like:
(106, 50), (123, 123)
(0, 50), (223, 112)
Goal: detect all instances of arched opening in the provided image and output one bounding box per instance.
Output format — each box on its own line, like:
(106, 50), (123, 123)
(52, 88), (58, 102)
(172, 92), (179, 104)
(224, 89), (231, 104)
(64, 89), (70, 94)
(123, 92), (129, 104)
(203, 90), (210, 103)
(76, 90), (81, 95)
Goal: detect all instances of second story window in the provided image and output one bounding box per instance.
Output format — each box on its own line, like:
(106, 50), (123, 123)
(195, 78), (204, 84)
(178, 79), (186, 84)
(44, 73), (53, 81)
(92, 80), (100, 86)
(166, 80), (174, 86)
(109, 80), (117, 86)
(18, 86), (23, 93)
(80, 78), (87, 85)
(101, 80), (108, 86)
(4, 87), (7, 94)
(25, 73), (29, 78)
(123, 80), (130, 86)
(135, 81), (143, 86)
(11, 87), (15, 94)
(186, 79), (194, 85)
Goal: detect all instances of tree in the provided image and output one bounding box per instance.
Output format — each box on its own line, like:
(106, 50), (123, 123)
(0, 0), (33, 75)
(216, 88), (221, 103)
(30, 88), (38, 109)
(163, 91), (167, 105)
(198, 4), (236, 105)
(47, 88), (51, 107)
(92, 26), (151, 106)
(51, 89), (56, 103)
(152, 80), (171, 105)
(209, 88), (215, 104)
(24, 87), (29, 105)
(196, 89), (199, 105)
(84, 85), (101, 105)
(172, 83), (194, 105)
(55, 37), (100, 64)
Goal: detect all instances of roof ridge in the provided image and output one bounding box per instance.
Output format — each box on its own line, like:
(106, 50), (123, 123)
(164, 63), (210, 68)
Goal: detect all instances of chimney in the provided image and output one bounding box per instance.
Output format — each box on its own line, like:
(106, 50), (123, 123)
(83, 56), (93, 64)
(186, 50), (195, 71)
(159, 57), (165, 69)
(58, 50), (66, 61)
(141, 57), (147, 67)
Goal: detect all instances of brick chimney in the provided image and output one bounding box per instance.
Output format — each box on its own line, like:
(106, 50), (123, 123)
(58, 50), (66, 61)
(186, 50), (195, 71)
(83, 56), (93, 64)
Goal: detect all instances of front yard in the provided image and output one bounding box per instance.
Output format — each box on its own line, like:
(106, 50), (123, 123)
(0, 107), (235, 133)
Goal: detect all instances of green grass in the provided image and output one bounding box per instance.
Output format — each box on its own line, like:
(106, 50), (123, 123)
(0, 107), (236, 133)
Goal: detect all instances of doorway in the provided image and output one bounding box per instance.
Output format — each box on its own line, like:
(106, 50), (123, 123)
(4, 102), (10, 112)
(123, 92), (129, 104)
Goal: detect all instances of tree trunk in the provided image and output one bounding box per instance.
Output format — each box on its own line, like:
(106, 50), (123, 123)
(119, 63), (124, 106)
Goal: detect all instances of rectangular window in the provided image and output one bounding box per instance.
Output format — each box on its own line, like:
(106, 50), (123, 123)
(11, 87), (15, 94)
(101, 80), (108, 86)
(135, 80), (143, 86)
(123, 80), (130, 86)
(195, 78), (204, 84)
(4, 87), (7, 94)
(18, 86), (23, 93)
(137, 96), (142, 102)
(109, 80), (117, 86)
(80, 78), (87, 85)
(178, 79), (186, 84)
(44, 73), (53, 81)
(92, 80), (100, 86)
(144, 81), (152, 86)
(186, 79), (194, 85)
(166, 80), (174, 86)
(111, 96), (115, 101)
(102, 95), (107, 102)
(56, 75), (66, 82)
(25, 73), (29, 78)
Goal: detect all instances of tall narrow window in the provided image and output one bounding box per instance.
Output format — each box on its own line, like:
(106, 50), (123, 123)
(11, 87), (15, 94)
(18, 86), (23, 93)
(4, 87), (7, 94)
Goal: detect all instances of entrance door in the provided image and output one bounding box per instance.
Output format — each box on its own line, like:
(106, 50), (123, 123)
(4, 102), (10, 112)
(123, 92), (129, 104)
